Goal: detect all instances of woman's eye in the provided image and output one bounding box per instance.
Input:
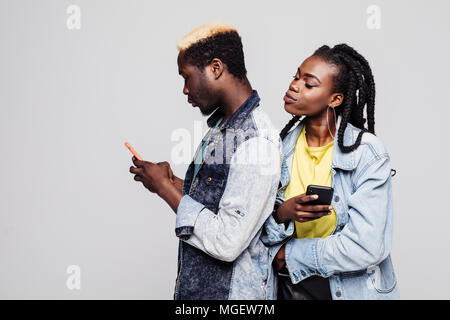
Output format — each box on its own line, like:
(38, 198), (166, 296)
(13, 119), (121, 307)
(292, 75), (299, 80)
(305, 83), (315, 89)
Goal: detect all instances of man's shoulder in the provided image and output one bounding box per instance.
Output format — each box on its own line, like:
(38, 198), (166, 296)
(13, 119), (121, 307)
(247, 107), (281, 147)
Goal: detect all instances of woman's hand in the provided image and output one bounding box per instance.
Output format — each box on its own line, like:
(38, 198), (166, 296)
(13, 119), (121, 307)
(274, 243), (287, 271)
(274, 193), (332, 223)
(273, 194), (333, 271)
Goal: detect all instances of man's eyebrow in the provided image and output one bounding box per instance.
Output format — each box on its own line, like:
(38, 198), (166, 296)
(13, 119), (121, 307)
(298, 68), (321, 84)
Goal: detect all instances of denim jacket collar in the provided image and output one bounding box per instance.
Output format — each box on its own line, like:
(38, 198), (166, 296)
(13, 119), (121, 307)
(283, 115), (358, 171)
(206, 90), (260, 129)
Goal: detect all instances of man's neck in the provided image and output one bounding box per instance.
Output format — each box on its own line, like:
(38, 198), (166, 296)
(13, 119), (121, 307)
(219, 78), (253, 123)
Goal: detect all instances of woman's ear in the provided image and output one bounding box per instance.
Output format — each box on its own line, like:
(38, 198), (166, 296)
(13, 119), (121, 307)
(209, 58), (224, 80)
(329, 93), (344, 108)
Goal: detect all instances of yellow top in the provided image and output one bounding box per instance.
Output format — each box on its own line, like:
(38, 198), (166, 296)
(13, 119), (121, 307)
(284, 126), (337, 239)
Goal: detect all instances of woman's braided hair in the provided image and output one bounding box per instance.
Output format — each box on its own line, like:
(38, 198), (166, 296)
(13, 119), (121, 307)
(280, 44), (376, 153)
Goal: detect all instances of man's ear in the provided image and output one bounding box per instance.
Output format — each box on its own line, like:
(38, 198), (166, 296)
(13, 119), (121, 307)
(329, 93), (344, 108)
(209, 58), (224, 80)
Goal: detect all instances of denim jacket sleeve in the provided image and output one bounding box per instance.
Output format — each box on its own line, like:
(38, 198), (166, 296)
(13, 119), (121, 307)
(284, 152), (393, 283)
(260, 193), (295, 246)
(175, 136), (281, 262)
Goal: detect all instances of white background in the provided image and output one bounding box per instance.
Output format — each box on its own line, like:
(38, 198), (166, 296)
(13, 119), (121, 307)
(1, 0), (449, 299)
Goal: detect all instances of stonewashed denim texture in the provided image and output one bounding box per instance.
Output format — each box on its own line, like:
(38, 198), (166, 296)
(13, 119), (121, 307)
(174, 91), (282, 299)
(261, 116), (399, 300)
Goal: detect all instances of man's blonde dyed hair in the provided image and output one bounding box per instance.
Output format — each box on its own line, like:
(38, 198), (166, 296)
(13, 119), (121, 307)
(177, 22), (237, 51)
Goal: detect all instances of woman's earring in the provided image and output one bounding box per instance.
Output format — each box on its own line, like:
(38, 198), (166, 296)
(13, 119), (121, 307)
(327, 105), (337, 139)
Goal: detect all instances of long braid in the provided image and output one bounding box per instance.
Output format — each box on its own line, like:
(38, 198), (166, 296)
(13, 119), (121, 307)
(279, 115), (300, 140)
(316, 44), (376, 152)
(365, 65), (376, 134)
(336, 69), (361, 153)
(338, 54), (366, 130)
(334, 44), (376, 134)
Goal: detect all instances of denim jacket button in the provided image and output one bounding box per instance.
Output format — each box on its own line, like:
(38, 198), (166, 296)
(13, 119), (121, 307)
(207, 177), (212, 182)
(339, 223), (344, 228)
(334, 195), (340, 202)
(336, 291), (342, 297)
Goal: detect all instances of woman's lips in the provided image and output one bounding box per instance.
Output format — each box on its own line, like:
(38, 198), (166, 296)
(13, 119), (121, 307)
(283, 92), (297, 104)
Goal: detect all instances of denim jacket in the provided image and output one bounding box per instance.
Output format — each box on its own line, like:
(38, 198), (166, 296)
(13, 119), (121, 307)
(261, 116), (399, 300)
(174, 91), (282, 299)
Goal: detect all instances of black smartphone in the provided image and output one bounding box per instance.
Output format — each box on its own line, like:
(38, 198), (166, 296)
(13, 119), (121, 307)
(305, 185), (334, 205)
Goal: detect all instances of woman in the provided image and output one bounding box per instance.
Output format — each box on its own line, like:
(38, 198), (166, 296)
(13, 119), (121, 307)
(262, 44), (399, 300)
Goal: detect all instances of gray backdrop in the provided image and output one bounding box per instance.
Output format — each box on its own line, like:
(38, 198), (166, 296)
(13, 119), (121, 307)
(1, 0), (449, 299)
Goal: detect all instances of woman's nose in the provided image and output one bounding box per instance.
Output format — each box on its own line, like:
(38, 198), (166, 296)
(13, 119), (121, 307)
(183, 84), (189, 95)
(289, 83), (299, 93)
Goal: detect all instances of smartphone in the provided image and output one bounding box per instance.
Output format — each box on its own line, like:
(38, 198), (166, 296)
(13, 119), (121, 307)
(124, 142), (143, 160)
(305, 185), (334, 205)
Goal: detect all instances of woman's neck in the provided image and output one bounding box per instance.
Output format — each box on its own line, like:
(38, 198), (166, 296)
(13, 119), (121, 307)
(304, 108), (336, 147)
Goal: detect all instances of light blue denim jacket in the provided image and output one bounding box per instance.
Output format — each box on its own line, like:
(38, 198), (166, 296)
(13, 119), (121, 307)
(261, 116), (399, 300)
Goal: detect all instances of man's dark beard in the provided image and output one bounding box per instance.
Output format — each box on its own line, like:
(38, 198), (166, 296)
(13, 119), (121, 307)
(200, 105), (220, 116)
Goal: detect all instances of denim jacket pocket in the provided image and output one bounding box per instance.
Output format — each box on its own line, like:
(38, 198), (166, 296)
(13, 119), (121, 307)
(194, 166), (226, 213)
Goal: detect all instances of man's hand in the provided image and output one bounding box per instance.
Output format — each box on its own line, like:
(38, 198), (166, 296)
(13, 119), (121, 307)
(275, 193), (332, 224)
(129, 156), (183, 212)
(158, 161), (184, 193)
(129, 157), (172, 195)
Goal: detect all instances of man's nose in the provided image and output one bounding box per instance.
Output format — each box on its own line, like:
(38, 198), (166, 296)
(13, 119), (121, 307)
(183, 84), (189, 95)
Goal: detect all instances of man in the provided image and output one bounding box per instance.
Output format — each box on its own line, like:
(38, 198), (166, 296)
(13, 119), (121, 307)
(129, 22), (282, 299)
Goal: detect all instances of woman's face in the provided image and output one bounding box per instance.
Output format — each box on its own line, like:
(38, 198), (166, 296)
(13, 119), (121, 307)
(283, 55), (340, 117)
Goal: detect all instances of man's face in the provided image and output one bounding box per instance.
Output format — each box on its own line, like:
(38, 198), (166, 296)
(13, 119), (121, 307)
(177, 51), (219, 116)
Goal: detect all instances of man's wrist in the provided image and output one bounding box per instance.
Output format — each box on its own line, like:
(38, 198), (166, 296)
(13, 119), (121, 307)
(156, 178), (174, 198)
(157, 179), (183, 213)
(172, 176), (184, 192)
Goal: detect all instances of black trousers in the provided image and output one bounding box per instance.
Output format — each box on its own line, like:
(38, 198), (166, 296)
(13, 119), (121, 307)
(277, 267), (332, 300)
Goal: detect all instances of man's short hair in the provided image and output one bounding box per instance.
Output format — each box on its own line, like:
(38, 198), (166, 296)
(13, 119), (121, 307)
(177, 22), (247, 80)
